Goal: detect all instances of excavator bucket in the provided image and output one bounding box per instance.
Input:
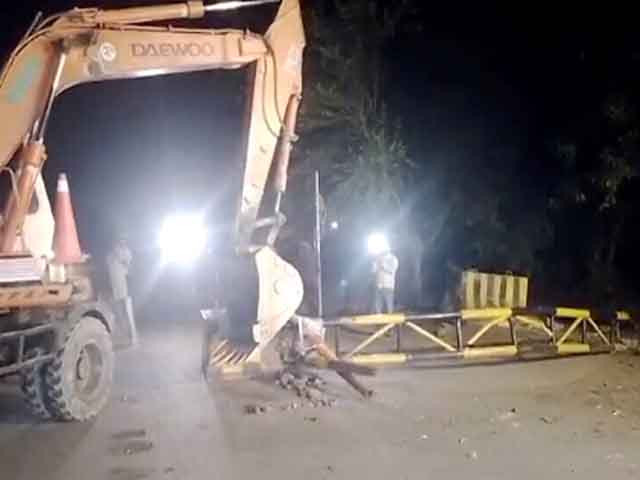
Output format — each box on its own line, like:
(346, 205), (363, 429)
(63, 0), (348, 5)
(203, 247), (303, 375)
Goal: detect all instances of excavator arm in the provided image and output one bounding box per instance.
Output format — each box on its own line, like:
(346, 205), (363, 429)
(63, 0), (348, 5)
(0, 0), (305, 364)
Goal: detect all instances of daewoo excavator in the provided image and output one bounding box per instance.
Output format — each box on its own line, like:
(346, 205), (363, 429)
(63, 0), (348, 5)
(0, 0), (306, 421)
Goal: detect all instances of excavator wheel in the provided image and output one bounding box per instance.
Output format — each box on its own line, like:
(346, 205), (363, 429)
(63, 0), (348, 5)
(204, 247), (303, 374)
(44, 316), (114, 421)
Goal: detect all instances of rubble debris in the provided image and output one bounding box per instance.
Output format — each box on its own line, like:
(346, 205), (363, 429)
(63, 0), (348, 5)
(306, 374), (325, 389)
(112, 429), (147, 440)
(122, 440), (153, 456)
(611, 409), (622, 417)
(281, 402), (300, 411)
(110, 467), (154, 479)
(466, 451), (479, 460)
(540, 416), (555, 424)
(497, 409), (518, 421)
(420, 434), (430, 440)
(305, 387), (324, 402)
(275, 368), (338, 408)
(276, 371), (296, 389)
(458, 437), (467, 446)
(244, 404), (271, 415)
(304, 416), (319, 423)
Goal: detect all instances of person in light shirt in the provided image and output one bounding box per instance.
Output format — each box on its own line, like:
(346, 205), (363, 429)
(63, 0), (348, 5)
(106, 234), (132, 302)
(372, 247), (399, 314)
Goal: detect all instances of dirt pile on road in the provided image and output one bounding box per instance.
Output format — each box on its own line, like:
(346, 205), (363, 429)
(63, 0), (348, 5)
(244, 369), (338, 415)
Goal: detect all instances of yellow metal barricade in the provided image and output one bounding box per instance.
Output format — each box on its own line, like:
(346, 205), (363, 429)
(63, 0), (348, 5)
(329, 307), (632, 366)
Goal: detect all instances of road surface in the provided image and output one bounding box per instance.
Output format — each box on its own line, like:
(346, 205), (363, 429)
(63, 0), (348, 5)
(1, 317), (640, 480)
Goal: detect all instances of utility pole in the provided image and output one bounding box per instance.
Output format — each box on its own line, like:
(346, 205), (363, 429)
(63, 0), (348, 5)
(314, 171), (323, 317)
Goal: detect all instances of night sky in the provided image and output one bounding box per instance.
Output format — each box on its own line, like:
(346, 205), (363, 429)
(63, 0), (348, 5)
(1, 2), (639, 302)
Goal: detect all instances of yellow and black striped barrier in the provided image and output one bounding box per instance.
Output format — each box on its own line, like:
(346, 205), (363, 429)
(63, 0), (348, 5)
(326, 307), (632, 366)
(461, 271), (529, 309)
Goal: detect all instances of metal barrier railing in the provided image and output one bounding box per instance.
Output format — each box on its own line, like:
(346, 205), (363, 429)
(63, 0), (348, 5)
(325, 308), (632, 366)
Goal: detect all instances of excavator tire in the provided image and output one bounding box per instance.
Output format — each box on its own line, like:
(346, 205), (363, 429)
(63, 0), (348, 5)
(20, 349), (53, 420)
(44, 316), (114, 422)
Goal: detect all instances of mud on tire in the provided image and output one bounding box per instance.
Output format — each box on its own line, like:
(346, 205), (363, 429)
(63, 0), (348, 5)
(45, 316), (114, 421)
(20, 349), (53, 420)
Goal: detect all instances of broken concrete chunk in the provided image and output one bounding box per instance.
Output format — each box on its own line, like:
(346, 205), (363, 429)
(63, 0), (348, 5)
(244, 404), (270, 415)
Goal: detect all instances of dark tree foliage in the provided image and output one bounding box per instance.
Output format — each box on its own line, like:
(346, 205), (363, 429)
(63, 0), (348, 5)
(290, 0), (640, 308)
(549, 91), (640, 304)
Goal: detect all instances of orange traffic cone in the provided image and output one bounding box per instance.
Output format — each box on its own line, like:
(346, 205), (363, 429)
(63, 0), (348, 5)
(53, 173), (83, 264)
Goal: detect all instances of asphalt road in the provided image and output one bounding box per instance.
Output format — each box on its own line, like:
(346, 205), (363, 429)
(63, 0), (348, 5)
(1, 317), (640, 480)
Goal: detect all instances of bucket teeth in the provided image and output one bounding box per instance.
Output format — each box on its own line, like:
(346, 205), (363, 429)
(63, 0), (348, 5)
(209, 339), (228, 357)
(219, 350), (237, 366)
(209, 342), (230, 366)
(227, 351), (240, 363)
(232, 352), (249, 365)
(208, 339), (255, 369)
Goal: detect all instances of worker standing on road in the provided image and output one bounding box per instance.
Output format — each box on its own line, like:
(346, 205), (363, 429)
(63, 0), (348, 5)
(372, 247), (399, 314)
(107, 234), (132, 301)
(107, 234), (137, 345)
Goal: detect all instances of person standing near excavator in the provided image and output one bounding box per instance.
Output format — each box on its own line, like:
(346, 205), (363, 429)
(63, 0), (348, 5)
(107, 234), (132, 302)
(107, 233), (137, 345)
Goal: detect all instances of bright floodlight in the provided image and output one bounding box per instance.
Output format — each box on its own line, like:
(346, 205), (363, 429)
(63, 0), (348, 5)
(367, 233), (389, 256)
(330, 221), (339, 230)
(159, 214), (207, 264)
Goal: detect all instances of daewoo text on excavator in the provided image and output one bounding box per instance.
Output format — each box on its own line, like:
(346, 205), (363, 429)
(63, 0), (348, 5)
(0, 0), (307, 421)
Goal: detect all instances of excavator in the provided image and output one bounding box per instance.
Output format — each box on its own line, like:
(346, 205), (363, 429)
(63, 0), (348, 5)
(0, 0), (307, 421)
